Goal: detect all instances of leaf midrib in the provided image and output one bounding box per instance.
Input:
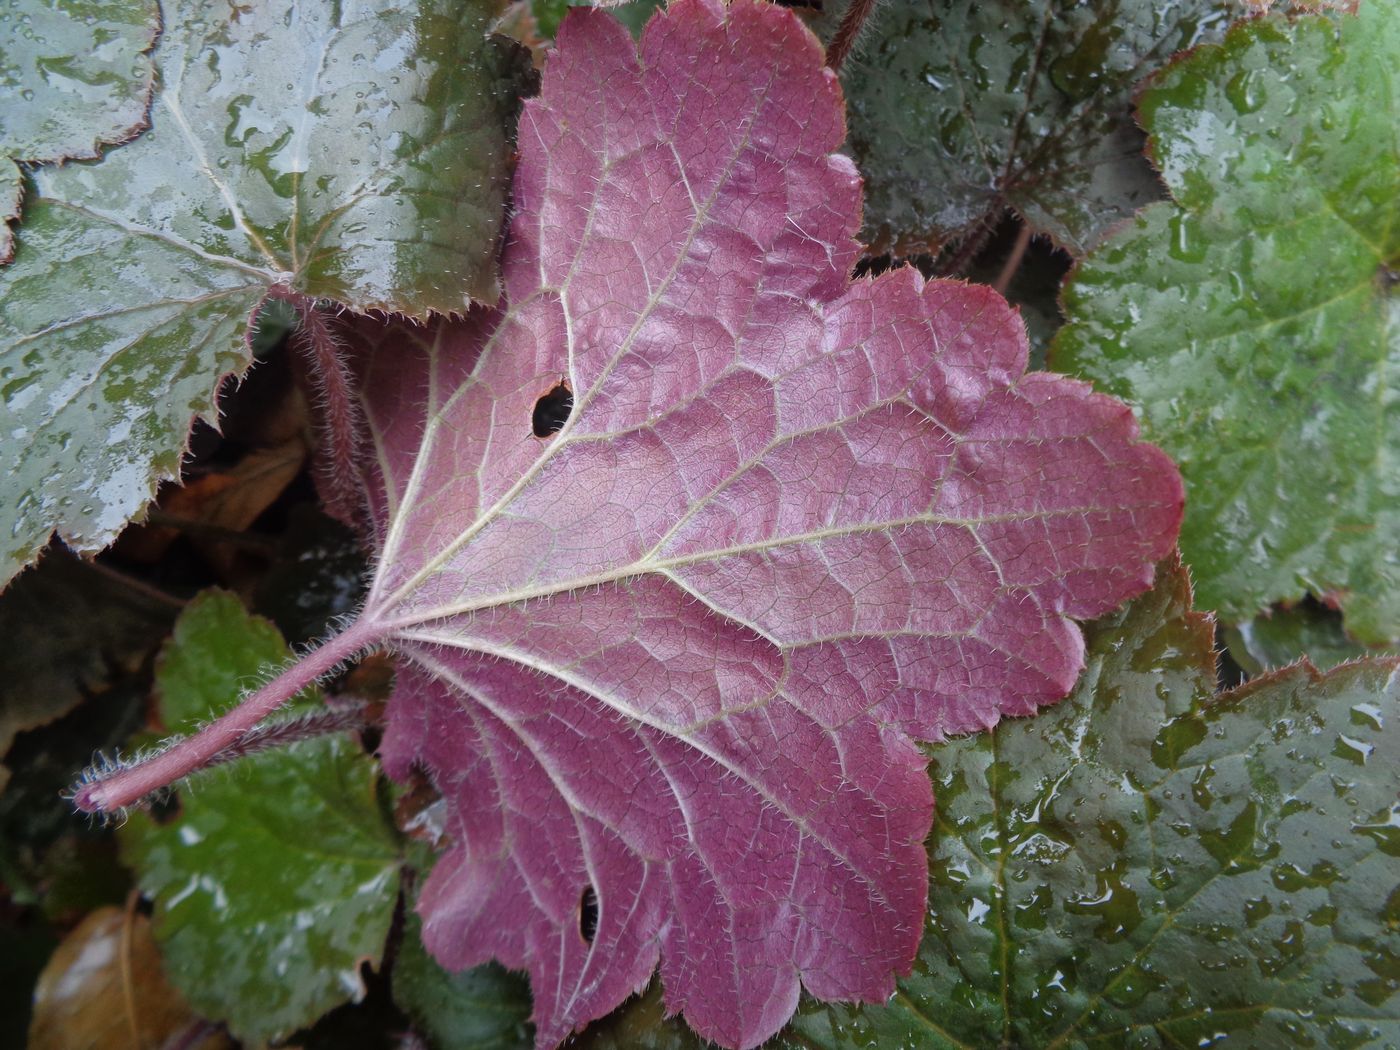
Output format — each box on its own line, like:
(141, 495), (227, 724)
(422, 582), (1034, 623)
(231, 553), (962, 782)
(378, 499), (1147, 630)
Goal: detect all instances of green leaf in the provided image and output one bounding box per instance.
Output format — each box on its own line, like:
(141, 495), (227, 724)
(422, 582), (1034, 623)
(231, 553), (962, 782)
(394, 907), (533, 1050)
(529, 0), (661, 40)
(0, 0), (528, 586)
(1053, 3), (1400, 642)
(828, 0), (1235, 254)
(121, 590), (402, 1044)
(569, 982), (705, 1050)
(0, 0), (158, 260)
(530, 0), (571, 39)
(778, 558), (1400, 1048)
(1223, 599), (1378, 677)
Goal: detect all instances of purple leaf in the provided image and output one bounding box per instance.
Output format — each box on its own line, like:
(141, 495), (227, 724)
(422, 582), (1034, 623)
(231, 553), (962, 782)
(76, 1), (1183, 1046)
(351, 2), (1181, 1044)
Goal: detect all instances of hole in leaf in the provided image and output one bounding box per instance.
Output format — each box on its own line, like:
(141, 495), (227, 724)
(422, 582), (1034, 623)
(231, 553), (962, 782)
(532, 380), (573, 438)
(578, 884), (599, 944)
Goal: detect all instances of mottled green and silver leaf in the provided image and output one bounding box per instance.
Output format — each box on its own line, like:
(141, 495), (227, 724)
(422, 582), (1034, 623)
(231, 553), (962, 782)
(1054, 2), (1400, 641)
(1, 0), (524, 587)
(0, 0), (158, 260)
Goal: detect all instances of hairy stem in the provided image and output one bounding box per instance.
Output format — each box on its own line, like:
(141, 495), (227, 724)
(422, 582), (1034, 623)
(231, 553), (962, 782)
(71, 618), (384, 814)
(826, 0), (878, 72)
(274, 288), (367, 528)
(201, 702), (376, 770)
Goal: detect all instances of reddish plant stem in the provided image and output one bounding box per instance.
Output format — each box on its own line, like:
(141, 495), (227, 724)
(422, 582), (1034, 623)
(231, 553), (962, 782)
(993, 223), (1033, 296)
(274, 288), (367, 528)
(826, 0), (878, 72)
(71, 618), (384, 815)
(201, 702), (375, 769)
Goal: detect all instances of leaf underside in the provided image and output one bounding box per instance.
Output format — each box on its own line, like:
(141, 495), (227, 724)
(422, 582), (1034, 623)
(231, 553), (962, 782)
(573, 561), (1400, 1048)
(1054, 1), (1400, 642)
(336, 1), (1182, 1046)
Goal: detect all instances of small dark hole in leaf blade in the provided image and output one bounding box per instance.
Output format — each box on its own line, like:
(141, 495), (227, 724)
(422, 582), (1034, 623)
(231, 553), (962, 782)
(532, 380), (573, 438)
(579, 884), (598, 944)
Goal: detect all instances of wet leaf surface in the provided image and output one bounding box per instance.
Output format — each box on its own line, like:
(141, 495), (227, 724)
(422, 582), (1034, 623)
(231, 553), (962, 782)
(825, 0), (1237, 254)
(0, 0), (529, 586)
(0, 0), (158, 259)
(1054, 1), (1400, 641)
(121, 591), (402, 1044)
(779, 558), (1400, 1048)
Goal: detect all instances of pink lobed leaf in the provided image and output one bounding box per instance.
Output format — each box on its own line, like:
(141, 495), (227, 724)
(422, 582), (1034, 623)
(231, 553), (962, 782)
(109, 0), (1183, 1045)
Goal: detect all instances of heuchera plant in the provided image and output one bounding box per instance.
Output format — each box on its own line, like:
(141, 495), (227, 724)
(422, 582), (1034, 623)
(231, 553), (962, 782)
(71, 1), (1182, 1045)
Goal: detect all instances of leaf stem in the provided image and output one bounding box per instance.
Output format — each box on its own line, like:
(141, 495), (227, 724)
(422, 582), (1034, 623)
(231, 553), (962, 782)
(826, 0), (878, 72)
(993, 222), (1033, 296)
(71, 617), (384, 814)
(200, 702), (376, 769)
(273, 288), (367, 529)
